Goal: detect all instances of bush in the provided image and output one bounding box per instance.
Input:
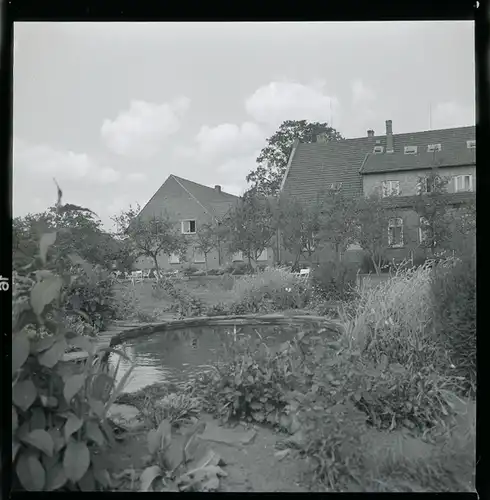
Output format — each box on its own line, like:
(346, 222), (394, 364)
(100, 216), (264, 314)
(182, 265), (199, 276)
(311, 261), (358, 301)
(12, 198), (134, 492)
(230, 266), (311, 313)
(219, 273), (234, 291)
(430, 251), (476, 393)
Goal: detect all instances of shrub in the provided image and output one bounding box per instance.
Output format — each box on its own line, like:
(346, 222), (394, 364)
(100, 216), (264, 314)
(12, 196), (134, 492)
(219, 273), (234, 291)
(182, 265), (199, 276)
(230, 266), (311, 313)
(311, 260), (358, 301)
(430, 250), (476, 393)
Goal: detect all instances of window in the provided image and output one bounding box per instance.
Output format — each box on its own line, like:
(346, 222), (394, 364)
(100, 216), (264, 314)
(257, 249), (268, 261)
(454, 175), (473, 193)
(232, 251), (243, 262)
(193, 251), (205, 263)
(382, 180), (400, 197)
(181, 220), (196, 234)
(329, 182), (343, 191)
(466, 140), (476, 149)
(373, 146), (384, 154)
(404, 145), (418, 155)
(169, 253), (180, 264)
(388, 218), (403, 247)
(417, 177), (433, 194)
(418, 216), (431, 244)
(427, 143), (442, 152)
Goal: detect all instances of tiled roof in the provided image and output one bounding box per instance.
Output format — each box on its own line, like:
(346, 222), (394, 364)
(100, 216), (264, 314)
(360, 126), (476, 174)
(170, 175), (238, 219)
(281, 125), (475, 202)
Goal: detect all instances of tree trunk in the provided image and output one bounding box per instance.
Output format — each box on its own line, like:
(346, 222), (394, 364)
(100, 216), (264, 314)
(204, 253), (208, 275)
(371, 254), (381, 275)
(152, 255), (161, 281)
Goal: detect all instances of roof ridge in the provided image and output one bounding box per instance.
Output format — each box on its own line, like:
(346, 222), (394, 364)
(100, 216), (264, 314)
(170, 174), (238, 198)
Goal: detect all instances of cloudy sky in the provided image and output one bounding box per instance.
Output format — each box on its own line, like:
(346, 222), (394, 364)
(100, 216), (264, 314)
(13, 21), (475, 229)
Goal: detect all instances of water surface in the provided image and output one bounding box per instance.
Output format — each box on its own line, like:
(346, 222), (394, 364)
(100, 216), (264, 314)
(106, 323), (319, 393)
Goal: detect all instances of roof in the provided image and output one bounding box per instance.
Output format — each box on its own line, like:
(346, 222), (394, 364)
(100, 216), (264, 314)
(360, 126), (476, 174)
(281, 125), (475, 203)
(167, 175), (238, 220)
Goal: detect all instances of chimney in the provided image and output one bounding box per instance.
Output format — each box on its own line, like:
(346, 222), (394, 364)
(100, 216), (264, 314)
(367, 129), (375, 138)
(385, 120), (394, 153)
(316, 132), (328, 143)
(214, 185), (221, 193)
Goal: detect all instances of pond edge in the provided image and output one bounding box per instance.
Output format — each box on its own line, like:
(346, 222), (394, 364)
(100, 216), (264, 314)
(108, 314), (344, 347)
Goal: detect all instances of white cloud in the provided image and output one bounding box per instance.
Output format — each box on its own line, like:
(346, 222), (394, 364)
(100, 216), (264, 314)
(13, 138), (120, 184)
(101, 97), (190, 159)
(195, 121), (264, 160)
(432, 101), (475, 129)
(245, 81), (340, 129)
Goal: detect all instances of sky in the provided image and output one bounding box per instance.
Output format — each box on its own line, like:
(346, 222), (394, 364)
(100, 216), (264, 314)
(13, 21), (475, 230)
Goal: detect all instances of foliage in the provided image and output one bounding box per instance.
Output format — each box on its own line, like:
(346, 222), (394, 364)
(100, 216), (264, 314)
(199, 330), (298, 423)
(193, 223), (220, 273)
(112, 206), (187, 278)
(246, 119), (343, 196)
(154, 278), (206, 318)
(430, 249), (476, 393)
(318, 189), (358, 262)
(277, 194), (324, 266)
(354, 193), (401, 275)
(311, 261), (358, 302)
(222, 194), (277, 267)
(12, 185), (134, 492)
(230, 266), (311, 313)
(412, 169), (455, 257)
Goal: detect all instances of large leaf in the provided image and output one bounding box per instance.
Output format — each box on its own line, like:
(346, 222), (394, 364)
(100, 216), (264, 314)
(13, 406), (18, 432)
(30, 407), (47, 430)
(68, 254), (96, 284)
(63, 373), (86, 403)
(13, 379), (37, 411)
(93, 468), (111, 489)
(45, 462), (67, 491)
(31, 335), (57, 354)
(148, 419), (172, 456)
(78, 468), (96, 491)
(88, 398), (105, 419)
(68, 335), (95, 355)
(12, 330), (30, 376)
(39, 232), (57, 265)
(47, 428), (65, 454)
(64, 413), (83, 442)
(38, 338), (67, 368)
(139, 465), (162, 492)
(84, 421), (105, 447)
(20, 430), (54, 457)
(16, 451), (46, 491)
(63, 441), (90, 483)
(30, 275), (63, 316)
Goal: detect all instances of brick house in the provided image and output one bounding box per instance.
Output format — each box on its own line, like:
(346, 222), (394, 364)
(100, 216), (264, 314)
(280, 121), (475, 266)
(134, 174), (274, 271)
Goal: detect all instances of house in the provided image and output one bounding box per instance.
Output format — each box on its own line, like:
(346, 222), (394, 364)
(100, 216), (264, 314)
(280, 121), (475, 265)
(134, 174), (274, 271)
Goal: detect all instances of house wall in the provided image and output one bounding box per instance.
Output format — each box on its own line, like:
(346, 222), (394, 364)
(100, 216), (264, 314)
(362, 165), (476, 197)
(136, 177), (222, 270)
(135, 177), (274, 271)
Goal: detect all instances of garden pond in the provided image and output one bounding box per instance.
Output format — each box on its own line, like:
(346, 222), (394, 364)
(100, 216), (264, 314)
(102, 323), (332, 393)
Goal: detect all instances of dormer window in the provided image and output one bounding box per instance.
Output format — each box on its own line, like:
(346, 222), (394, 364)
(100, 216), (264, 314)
(427, 143), (442, 152)
(467, 140), (476, 149)
(404, 146), (418, 155)
(373, 146), (384, 154)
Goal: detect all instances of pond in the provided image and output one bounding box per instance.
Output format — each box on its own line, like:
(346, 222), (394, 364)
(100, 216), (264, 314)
(106, 323), (329, 393)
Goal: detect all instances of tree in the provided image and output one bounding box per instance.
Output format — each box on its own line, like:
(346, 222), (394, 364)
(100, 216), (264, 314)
(222, 194), (276, 268)
(412, 169), (455, 258)
(277, 194), (324, 267)
(354, 193), (401, 275)
(246, 119), (343, 196)
(318, 187), (358, 262)
(112, 206), (187, 278)
(193, 222), (219, 274)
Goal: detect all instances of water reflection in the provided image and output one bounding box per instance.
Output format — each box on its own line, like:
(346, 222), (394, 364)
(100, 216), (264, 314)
(108, 324), (312, 393)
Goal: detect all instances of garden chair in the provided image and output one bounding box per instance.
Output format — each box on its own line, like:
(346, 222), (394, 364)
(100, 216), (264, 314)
(130, 270), (143, 285)
(142, 269), (152, 280)
(298, 268), (311, 280)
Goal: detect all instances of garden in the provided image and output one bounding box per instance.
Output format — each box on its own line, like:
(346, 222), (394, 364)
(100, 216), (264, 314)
(11, 180), (476, 492)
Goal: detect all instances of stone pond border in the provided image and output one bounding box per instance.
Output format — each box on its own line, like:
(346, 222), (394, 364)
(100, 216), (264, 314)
(108, 314), (345, 347)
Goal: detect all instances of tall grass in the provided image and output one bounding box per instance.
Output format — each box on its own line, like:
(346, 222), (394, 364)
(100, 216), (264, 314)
(230, 266), (310, 312)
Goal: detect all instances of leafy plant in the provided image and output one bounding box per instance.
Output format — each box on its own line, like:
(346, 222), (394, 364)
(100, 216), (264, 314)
(12, 183), (134, 492)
